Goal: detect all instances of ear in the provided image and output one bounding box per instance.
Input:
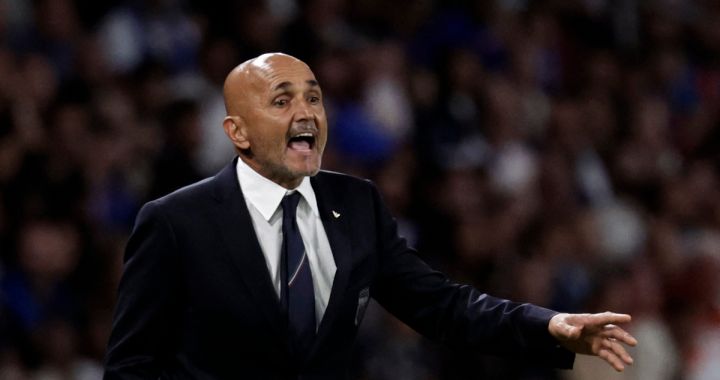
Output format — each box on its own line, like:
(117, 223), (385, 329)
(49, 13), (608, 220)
(223, 116), (250, 150)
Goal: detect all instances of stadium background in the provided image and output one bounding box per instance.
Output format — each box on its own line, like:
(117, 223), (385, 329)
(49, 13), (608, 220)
(1, 0), (719, 378)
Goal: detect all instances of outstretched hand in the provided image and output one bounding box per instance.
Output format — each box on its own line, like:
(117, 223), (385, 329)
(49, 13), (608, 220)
(549, 312), (638, 372)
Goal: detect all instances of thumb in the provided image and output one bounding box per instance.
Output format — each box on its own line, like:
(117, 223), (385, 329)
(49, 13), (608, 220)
(564, 324), (583, 339)
(552, 314), (584, 340)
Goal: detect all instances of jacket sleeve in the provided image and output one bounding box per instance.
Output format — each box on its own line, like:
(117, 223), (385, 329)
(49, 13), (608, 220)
(367, 183), (575, 368)
(104, 201), (183, 379)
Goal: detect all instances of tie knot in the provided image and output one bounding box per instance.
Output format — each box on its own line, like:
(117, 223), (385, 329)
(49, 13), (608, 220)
(281, 192), (302, 221)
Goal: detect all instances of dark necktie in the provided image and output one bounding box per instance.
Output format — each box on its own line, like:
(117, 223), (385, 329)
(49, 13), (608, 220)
(280, 192), (316, 354)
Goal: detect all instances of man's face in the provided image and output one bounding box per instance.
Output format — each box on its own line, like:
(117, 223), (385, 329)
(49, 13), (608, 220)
(227, 54), (328, 188)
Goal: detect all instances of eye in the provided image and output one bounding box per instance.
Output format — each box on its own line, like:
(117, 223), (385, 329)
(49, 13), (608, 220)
(272, 98), (289, 107)
(308, 96), (321, 104)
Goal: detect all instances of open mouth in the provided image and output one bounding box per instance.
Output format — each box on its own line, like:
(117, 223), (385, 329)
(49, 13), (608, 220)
(287, 132), (316, 151)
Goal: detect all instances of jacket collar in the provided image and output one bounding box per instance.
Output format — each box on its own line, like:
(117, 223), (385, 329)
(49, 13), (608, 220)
(235, 157), (320, 221)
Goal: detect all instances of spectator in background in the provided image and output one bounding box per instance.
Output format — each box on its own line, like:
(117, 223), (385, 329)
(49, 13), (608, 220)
(98, 0), (201, 74)
(0, 220), (81, 370)
(148, 98), (203, 199)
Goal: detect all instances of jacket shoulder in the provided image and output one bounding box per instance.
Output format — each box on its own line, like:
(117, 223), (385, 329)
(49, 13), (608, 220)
(313, 170), (375, 191)
(162, 175), (216, 201)
(145, 175), (216, 211)
(311, 170), (384, 214)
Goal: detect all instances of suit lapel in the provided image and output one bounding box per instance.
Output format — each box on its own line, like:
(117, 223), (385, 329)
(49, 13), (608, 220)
(211, 159), (288, 345)
(307, 174), (353, 360)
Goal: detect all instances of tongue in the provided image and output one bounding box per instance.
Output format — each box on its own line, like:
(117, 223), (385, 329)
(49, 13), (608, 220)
(289, 140), (310, 150)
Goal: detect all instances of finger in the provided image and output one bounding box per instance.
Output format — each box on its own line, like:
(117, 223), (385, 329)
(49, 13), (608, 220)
(585, 312), (632, 327)
(603, 338), (634, 365)
(598, 348), (626, 372)
(602, 326), (638, 346)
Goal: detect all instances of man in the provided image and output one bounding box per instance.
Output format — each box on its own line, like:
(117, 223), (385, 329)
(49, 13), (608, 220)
(104, 53), (637, 379)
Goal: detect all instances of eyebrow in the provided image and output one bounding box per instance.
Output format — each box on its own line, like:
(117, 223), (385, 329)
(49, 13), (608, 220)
(273, 80), (320, 92)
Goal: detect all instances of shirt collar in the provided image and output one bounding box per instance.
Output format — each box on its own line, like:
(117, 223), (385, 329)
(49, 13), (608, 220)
(236, 158), (320, 221)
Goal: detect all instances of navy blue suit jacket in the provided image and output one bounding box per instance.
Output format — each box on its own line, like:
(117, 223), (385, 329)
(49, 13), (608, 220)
(104, 158), (574, 379)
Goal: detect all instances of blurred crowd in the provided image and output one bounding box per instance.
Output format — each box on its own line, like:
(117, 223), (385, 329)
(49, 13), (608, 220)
(1, 0), (719, 379)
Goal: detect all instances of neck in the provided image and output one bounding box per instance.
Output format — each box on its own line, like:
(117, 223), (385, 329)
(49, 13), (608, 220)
(274, 177), (303, 190)
(240, 156), (303, 189)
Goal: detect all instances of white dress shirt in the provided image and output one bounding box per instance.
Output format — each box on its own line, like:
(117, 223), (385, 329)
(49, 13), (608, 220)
(236, 159), (336, 327)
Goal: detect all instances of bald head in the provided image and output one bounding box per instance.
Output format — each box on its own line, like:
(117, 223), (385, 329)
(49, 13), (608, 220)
(223, 53), (313, 116)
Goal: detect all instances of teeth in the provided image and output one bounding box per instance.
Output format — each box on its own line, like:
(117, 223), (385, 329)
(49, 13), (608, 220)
(294, 132), (314, 138)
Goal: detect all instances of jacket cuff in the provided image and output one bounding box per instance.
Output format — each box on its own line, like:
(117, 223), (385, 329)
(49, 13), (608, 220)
(523, 306), (575, 369)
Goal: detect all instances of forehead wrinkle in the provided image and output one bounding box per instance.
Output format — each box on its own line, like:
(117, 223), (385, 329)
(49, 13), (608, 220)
(271, 79), (321, 94)
(272, 81), (292, 92)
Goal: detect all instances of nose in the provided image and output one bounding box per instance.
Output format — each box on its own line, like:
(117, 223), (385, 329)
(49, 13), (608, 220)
(293, 100), (314, 122)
